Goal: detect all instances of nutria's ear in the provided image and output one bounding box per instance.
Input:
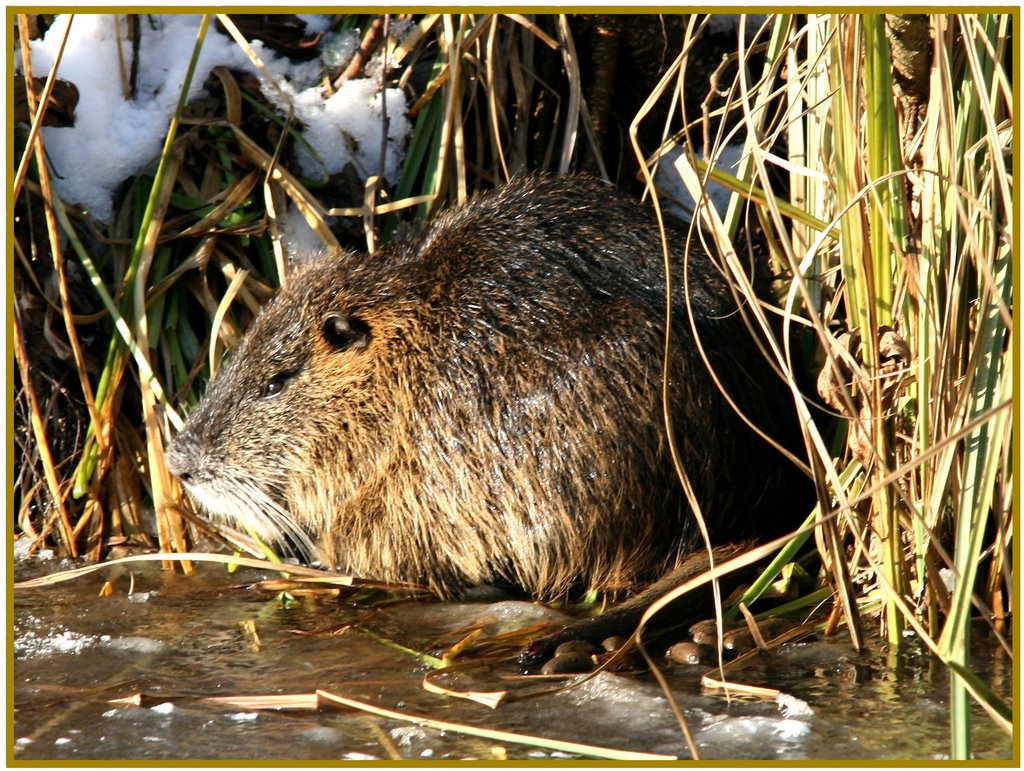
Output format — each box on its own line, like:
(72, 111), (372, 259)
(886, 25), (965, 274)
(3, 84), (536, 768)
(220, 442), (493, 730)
(321, 312), (371, 352)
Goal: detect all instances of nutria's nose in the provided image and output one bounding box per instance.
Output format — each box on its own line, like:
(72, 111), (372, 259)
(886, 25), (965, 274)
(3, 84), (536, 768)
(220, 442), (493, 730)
(165, 435), (196, 481)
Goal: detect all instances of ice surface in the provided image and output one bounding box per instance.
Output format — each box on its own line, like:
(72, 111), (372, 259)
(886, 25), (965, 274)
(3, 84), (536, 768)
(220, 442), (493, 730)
(388, 599), (570, 639)
(562, 670), (669, 717)
(15, 626), (95, 656)
(698, 713), (811, 754)
(99, 635), (168, 654)
(776, 692), (814, 718)
(13, 537), (54, 561)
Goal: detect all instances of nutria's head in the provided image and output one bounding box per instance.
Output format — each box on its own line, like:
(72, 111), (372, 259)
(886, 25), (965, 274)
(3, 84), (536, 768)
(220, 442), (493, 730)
(166, 251), (406, 561)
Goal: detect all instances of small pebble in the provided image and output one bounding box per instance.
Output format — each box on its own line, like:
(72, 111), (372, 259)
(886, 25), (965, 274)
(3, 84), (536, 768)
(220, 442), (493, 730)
(722, 628), (754, 651)
(723, 618), (800, 652)
(540, 652), (595, 675)
(689, 619), (740, 645)
(666, 641), (704, 665)
(553, 640), (600, 658)
(601, 636), (628, 652)
(760, 617), (800, 638)
(689, 617), (800, 649)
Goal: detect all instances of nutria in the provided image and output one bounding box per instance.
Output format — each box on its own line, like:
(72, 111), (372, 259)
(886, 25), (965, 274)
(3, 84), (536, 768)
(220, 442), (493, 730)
(167, 175), (806, 640)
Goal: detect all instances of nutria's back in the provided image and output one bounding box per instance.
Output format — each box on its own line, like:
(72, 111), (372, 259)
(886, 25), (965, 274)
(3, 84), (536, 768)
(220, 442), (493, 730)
(167, 175), (804, 598)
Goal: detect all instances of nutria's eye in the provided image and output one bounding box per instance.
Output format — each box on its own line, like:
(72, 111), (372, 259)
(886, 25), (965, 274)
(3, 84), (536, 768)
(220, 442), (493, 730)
(322, 312), (371, 352)
(262, 373), (292, 399)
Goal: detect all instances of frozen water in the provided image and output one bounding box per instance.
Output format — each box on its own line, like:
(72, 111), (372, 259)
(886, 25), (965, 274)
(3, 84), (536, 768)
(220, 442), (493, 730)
(776, 692), (814, 718)
(99, 635), (167, 654)
(15, 626), (95, 657)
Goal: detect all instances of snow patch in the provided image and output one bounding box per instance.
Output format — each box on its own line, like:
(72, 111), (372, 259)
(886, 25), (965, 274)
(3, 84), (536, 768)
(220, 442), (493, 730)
(23, 14), (410, 223)
(656, 143), (746, 223)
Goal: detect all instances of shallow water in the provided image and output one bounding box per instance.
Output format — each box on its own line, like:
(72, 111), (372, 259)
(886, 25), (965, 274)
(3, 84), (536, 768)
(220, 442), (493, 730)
(12, 557), (1014, 762)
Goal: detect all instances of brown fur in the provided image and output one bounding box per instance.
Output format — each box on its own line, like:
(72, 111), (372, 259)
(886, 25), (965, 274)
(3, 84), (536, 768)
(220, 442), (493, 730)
(167, 175), (805, 600)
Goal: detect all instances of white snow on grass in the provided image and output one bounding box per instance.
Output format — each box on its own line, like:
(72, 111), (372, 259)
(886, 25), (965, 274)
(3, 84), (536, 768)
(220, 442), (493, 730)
(707, 14), (771, 39)
(655, 142), (746, 223)
(23, 14), (410, 223)
(291, 77), (409, 184)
